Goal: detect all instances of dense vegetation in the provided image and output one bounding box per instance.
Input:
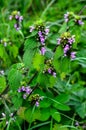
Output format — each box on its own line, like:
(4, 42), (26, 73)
(0, 0), (86, 130)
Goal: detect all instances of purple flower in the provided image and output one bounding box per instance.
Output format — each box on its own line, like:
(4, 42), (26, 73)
(53, 72), (56, 77)
(68, 37), (75, 44)
(38, 31), (42, 37)
(64, 12), (69, 22)
(14, 24), (17, 28)
(40, 47), (46, 55)
(64, 44), (70, 54)
(71, 52), (76, 59)
(75, 122), (79, 126)
(78, 20), (84, 25)
(14, 24), (20, 30)
(18, 87), (21, 92)
(15, 15), (19, 19)
(65, 18), (69, 22)
(45, 28), (49, 35)
(48, 68), (52, 74)
(21, 86), (26, 91)
(19, 16), (23, 22)
(40, 37), (45, 45)
(64, 12), (69, 19)
(30, 26), (35, 32)
(25, 86), (32, 94)
(57, 38), (61, 45)
(35, 101), (39, 107)
(23, 94), (27, 99)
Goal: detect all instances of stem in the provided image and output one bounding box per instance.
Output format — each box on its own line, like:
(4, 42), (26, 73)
(27, 83), (39, 98)
(41, 0), (56, 18)
(78, 5), (86, 15)
(28, 71), (38, 84)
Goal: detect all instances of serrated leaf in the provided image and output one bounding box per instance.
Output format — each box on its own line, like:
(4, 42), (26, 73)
(8, 68), (22, 91)
(24, 38), (37, 51)
(23, 49), (36, 67)
(12, 95), (23, 109)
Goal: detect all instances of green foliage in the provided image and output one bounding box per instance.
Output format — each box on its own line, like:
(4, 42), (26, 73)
(0, 1), (86, 130)
(8, 67), (23, 91)
(0, 76), (6, 94)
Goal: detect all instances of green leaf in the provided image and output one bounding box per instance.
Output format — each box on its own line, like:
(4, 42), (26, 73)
(49, 76), (56, 88)
(24, 38), (37, 51)
(23, 49), (36, 67)
(9, 45), (18, 58)
(0, 45), (3, 58)
(25, 107), (50, 122)
(61, 57), (70, 73)
(55, 94), (70, 103)
(76, 102), (86, 119)
(40, 98), (51, 108)
(53, 99), (70, 111)
(50, 108), (61, 122)
(53, 59), (61, 73)
(75, 49), (86, 67)
(23, 38), (37, 67)
(59, 23), (67, 34)
(33, 53), (44, 71)
(8, 68), (22, 91)
(38, 108), (50, 121)
(0, 76), (6, 94)
(54, 46), (63, 59)
(37, 73), (50, 87)
(12, 95), (23, 109)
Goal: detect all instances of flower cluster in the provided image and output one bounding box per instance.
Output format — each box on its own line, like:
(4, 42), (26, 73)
(30, 24), (49, 55)
(2, 112), (15, 125)
(9, 11), (23, 30)
(43, 59), (56, 77)
(57, 32), (76, 59)
(0, 38), (12, 47)
(18, 86), (32, 99)
(29, 94), (43, 107)
(64, 12), (84, 25)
